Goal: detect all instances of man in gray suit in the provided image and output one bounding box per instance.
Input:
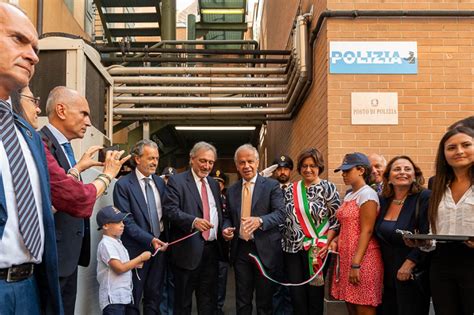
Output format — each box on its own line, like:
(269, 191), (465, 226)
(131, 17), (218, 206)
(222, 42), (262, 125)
(223, 144), (286, 315)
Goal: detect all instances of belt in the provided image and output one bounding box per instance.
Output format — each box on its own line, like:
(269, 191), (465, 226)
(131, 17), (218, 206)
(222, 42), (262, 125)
(0, 263), (35, 282)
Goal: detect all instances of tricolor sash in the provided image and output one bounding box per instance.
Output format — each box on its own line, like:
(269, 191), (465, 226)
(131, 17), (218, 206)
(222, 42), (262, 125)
(293, 180), (329, 285)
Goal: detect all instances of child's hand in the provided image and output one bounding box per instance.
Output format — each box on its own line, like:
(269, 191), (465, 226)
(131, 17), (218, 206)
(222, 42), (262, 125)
(140, 251), (152, 262)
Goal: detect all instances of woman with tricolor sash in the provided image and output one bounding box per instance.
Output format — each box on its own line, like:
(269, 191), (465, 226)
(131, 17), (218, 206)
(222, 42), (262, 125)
(330, 152), (383, 315)
(281, 148), (341, 315)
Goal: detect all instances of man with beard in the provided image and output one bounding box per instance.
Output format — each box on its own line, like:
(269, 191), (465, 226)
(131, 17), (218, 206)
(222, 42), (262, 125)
(272, 155), (294, 189)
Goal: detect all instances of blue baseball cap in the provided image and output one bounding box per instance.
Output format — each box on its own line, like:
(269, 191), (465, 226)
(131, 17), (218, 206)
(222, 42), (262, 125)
(96, 206), (128, 229)
(334, 152), (370, 172)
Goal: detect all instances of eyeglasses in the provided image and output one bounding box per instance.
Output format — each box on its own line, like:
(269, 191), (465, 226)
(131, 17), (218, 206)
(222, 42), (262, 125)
(20, 94), (40, 107)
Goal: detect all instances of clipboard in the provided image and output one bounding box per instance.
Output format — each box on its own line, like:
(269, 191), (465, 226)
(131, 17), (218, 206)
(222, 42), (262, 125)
(403, 234), (472, 242)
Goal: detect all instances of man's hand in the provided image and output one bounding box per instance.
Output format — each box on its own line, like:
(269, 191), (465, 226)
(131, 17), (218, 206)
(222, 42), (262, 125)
(222, 227), (235, 241)
(151, 238), (168, 252)
(397, 259), (415, 281)
(74, 145), (103, 173)
(194, 218), (213, 232)
(241, 217), (262, 235)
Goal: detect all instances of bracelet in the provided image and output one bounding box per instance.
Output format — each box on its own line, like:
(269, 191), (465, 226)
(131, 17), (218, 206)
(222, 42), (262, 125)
(350, 264), (361, 269)
(98, 173), (113, 183)
(95, 176), (110, 190)
(67, 168), (80, 180)
(97, 174), (111, 185)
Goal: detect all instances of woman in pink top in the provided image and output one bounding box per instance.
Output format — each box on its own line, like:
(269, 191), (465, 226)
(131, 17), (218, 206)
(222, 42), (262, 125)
(330, 152), (383, 315)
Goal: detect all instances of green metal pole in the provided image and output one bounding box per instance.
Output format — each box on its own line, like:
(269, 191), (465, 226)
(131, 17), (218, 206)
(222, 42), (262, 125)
(161, 0), (176, 40)
(187, 14), (196, 40)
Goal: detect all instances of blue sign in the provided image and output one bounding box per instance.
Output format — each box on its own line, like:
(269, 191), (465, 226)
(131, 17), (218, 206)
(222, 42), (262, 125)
(330, 42), (418, 74)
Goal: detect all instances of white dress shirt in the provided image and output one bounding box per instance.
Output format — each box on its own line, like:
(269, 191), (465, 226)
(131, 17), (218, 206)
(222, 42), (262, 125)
(435, 185), (474, 236)
(135, 168), (163, 232)
(191, 169), (218, 241)
(97, 235), (133, 311)
(0, 117), (44, 267)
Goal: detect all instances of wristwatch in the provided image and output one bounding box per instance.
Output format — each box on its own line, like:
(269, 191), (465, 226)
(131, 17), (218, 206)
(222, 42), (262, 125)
(258, 217), (263, 229)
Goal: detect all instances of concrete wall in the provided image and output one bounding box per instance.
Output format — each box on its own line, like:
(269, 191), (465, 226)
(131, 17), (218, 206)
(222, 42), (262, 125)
(262, 0), (474, 190)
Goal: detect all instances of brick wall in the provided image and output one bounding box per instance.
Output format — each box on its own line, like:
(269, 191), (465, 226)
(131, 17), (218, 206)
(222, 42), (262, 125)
(262, 0), (474, 191)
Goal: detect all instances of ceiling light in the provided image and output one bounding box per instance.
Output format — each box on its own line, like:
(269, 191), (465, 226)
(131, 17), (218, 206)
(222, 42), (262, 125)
(175, 126), (256, 131)
(200, 8), (245, 14)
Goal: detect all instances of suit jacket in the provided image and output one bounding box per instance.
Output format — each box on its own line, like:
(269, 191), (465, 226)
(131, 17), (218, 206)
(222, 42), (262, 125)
(113, 171), (167, 258)
(224, 175), (285, 272)
(163, 170), (225, 270)
(0, 115), (62, 314)
(375, 189), (431, 283)
(40, 126), (91, 277)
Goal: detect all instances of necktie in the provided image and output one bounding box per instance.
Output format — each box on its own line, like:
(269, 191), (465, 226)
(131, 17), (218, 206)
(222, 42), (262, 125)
(144, 178), (160, 237)
(0, 100), (41, 259)
(240, 181), (252, 241)
(62, 142), (76, 166)
(201, 178), (210, 240)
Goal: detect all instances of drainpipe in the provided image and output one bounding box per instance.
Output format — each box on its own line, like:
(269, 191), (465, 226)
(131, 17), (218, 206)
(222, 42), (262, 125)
(37, 0), (44, 35)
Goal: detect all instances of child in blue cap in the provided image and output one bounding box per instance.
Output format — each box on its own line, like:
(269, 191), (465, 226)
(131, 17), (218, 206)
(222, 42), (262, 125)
(96, 206), (152, 314)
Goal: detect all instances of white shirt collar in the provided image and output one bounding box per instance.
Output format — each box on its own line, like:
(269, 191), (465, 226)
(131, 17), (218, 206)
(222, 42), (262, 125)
(242, 173), (258, 185)
(191, 168), (207, 184)
(46, 123), (69, 145)
(135, 168), (152, 181)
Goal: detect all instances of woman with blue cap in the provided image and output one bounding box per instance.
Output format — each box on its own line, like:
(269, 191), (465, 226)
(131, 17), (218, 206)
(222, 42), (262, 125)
(330, 153), (383, 315)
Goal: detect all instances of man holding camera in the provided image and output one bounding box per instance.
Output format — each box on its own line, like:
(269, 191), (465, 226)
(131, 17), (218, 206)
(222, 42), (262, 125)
(39, 86), (95, 314)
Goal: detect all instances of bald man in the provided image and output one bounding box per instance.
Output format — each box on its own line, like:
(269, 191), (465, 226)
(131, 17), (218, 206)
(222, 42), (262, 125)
(39, 86), (92, 314)
(368, 153), (387, 194)
(0, 3), (62, 314)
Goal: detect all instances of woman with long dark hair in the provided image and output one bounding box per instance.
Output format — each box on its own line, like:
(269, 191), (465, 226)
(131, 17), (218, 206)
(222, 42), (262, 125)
(426, 126), (474, 315)
(375, 156), (430, 315)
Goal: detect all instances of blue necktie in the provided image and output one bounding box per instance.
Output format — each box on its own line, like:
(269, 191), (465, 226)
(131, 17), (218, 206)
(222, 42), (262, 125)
(62, 142), (76, 166)
(144, 178), (160, 237)
(0, 100), (41, 259)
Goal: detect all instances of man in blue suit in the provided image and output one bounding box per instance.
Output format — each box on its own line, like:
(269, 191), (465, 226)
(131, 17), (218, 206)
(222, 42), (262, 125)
(222, 144), (286, 315)
(0, 3), (62, 314)
(114, 139), (168, 315)
(163, 141), (224, 315)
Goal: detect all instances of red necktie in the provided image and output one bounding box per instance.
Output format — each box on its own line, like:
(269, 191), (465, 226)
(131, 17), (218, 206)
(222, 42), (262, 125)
(201, 178), (210, 240)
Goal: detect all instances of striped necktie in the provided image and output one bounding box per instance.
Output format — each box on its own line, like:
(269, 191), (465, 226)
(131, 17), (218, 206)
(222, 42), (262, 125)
(0, 100), (41, 259)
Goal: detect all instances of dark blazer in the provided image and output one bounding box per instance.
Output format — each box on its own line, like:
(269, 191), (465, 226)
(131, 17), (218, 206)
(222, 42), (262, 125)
(375, 189), (431, 280)
(113, 170), (167, 257)
(0, 115), (62, 314)
(40, 126), (90, 277)
(224, 175), (286, 272)
(163, 170), (224, 270)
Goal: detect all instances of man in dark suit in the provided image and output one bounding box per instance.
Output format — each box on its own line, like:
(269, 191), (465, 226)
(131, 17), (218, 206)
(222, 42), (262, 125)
(114, 139), (168, 315)
(0, 4), (62, 314)
(39, 86), (94, 314)
(163, 141), (224, 315)
(222, 144), (286, 315)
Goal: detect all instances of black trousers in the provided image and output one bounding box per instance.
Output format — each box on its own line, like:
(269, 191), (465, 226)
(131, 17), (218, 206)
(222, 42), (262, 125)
(430, 243), (474, 315)
(172, 241), (219, 315)
(381, 275), (430, 315)
(103, 304), (127, 315)
(126, 251), (166, 315)
(283, 250), (324, 315)
(59, 267), (78, 315)
(234, 240), (276, 315)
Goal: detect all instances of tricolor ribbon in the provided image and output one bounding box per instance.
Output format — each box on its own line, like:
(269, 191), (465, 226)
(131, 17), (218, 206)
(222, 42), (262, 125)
(152, 230), (200, 256)
(248, 250), (339, 286)
(293, 180), (329, 283)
